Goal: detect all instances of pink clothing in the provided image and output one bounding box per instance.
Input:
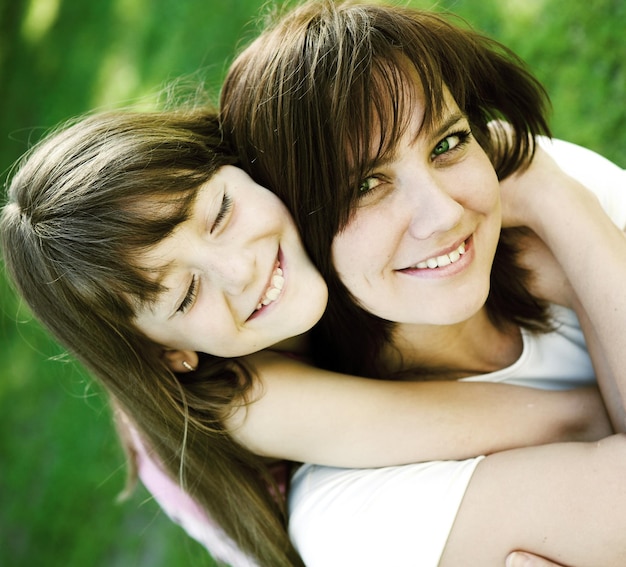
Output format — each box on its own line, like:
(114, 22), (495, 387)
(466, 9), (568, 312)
(127, 424), (259, 567)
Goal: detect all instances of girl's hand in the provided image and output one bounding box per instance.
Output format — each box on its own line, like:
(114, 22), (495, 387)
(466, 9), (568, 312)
(506, 551), (568, 567)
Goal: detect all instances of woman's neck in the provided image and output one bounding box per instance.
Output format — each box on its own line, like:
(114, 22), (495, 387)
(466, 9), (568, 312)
(382, 308), (523, 380)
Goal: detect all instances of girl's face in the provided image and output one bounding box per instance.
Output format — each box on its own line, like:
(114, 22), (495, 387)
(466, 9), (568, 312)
(133, 166), (328, 357)
(331, 86), (501, 327)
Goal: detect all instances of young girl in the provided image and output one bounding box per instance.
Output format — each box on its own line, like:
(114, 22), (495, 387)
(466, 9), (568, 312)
(0, 105), (610, 567)
(220, 1), (626, 565)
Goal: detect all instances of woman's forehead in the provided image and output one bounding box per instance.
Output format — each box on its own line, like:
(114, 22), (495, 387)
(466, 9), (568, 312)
(357, 64), (458, 164)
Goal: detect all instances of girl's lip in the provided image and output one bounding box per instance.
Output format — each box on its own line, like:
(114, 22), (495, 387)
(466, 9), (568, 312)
(247, 248), (284, 321)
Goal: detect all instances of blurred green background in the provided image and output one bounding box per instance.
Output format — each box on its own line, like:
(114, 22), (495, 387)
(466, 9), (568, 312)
(1, 0), (624, 566)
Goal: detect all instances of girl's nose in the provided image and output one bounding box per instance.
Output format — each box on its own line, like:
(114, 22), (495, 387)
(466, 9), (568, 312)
(213, 248), (256, 296)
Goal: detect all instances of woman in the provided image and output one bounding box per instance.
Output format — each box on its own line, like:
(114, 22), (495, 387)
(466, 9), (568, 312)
(220, 1), (626, 565)
(0, 106), (609, 566)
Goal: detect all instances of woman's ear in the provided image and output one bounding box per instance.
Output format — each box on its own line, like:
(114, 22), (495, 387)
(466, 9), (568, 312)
(161, 349), (200, 373)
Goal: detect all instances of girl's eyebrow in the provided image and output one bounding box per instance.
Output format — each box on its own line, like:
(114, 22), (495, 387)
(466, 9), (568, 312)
(137, 260), (178, 316)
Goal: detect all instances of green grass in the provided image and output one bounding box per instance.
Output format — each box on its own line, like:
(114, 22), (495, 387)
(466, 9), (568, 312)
(1, 1), (624, 566)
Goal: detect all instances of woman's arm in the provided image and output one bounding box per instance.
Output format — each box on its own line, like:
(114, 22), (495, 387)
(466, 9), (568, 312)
(225, 351), (610, 468)
(501, 141), (626, 430)
(441, 434), (626, 567)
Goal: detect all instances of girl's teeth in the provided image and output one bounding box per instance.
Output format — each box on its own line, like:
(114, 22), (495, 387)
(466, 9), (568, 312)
(256, 264), (285, 310)
(416, 242), (466, 269)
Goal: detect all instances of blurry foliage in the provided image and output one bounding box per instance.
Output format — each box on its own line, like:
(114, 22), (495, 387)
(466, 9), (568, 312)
(1, 1), (624, 566)
(411, 0), (626, 165)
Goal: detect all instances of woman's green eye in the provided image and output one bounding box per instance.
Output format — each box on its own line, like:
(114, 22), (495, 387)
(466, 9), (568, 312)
(432, 130), (471, 158)
(433, 138), (451, 156)
(359, 177), (380, 194)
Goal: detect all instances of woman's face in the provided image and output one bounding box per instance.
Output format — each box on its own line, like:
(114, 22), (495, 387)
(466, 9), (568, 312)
(331, 86), (502, 327)
(133, 166), (328, 357)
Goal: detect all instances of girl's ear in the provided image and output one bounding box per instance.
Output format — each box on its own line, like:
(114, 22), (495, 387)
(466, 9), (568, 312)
(161, 349), (199, 373)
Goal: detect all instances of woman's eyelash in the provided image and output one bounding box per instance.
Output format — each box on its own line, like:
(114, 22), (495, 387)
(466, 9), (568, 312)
(432, 128), (472, 158)
(359, 176), (382, 194)
(211, 192), (233, 233)
(358, 128), (472, 193)
(177, 275), (198, 314)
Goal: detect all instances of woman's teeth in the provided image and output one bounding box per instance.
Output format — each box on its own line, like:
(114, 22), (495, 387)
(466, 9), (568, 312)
(256, 263), (284, 310)
(415, 241), (466, 269)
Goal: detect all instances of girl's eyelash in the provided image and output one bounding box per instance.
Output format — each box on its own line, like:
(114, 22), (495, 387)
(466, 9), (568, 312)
(177, 275), (198, 314)
(176, 191), (232, 315)
(211, 192), (233, 233)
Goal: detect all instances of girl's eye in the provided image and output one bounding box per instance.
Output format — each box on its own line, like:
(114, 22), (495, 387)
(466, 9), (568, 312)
(432, 129), (471, 159)
(211, 192), (233, 234)
(358, 176), (383, 195)
(177, 275), (198, 314)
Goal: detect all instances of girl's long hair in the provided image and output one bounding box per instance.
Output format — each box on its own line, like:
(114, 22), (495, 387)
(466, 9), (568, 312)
(1, 109), (303, 566)
(222, 0), (553, 377)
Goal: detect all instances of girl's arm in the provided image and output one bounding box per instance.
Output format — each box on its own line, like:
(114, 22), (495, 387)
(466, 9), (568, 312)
(226, 351), (609, 468)
(119, 400), (568, 567)
(506, 552), (567, 567)
(223, 139), (622, 470)
(501, 140), (626, 431)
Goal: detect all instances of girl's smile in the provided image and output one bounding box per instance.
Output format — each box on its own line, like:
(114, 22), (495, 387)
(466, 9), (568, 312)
(250, 253), (285, 319)
(133, 166), (328, 358)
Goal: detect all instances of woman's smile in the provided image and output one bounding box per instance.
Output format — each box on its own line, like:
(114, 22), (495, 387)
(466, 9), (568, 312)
(409, 239), (466, 270)
(331, 88), (501, 327)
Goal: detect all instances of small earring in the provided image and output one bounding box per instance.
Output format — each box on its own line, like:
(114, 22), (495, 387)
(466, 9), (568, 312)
(182, 361), (195, 372)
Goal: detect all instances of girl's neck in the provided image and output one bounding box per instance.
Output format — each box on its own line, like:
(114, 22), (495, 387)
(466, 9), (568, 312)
(272, 331), (311, 357)
(381, 308), (523, 380)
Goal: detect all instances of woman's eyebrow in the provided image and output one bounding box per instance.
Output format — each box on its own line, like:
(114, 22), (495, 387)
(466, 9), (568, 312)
(350, 112), (469, 180)
(426, 112), (468, 141)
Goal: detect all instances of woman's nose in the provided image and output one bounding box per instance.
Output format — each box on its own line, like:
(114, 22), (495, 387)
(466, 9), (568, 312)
(404, 175), (464, 240)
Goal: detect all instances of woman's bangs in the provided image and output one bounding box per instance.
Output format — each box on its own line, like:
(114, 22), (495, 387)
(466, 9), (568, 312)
(346, 54), (445, 196)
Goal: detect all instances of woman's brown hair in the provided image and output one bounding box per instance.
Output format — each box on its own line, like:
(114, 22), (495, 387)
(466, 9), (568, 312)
(0, 109), (303, 566)
(222, 0), (553, 377)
